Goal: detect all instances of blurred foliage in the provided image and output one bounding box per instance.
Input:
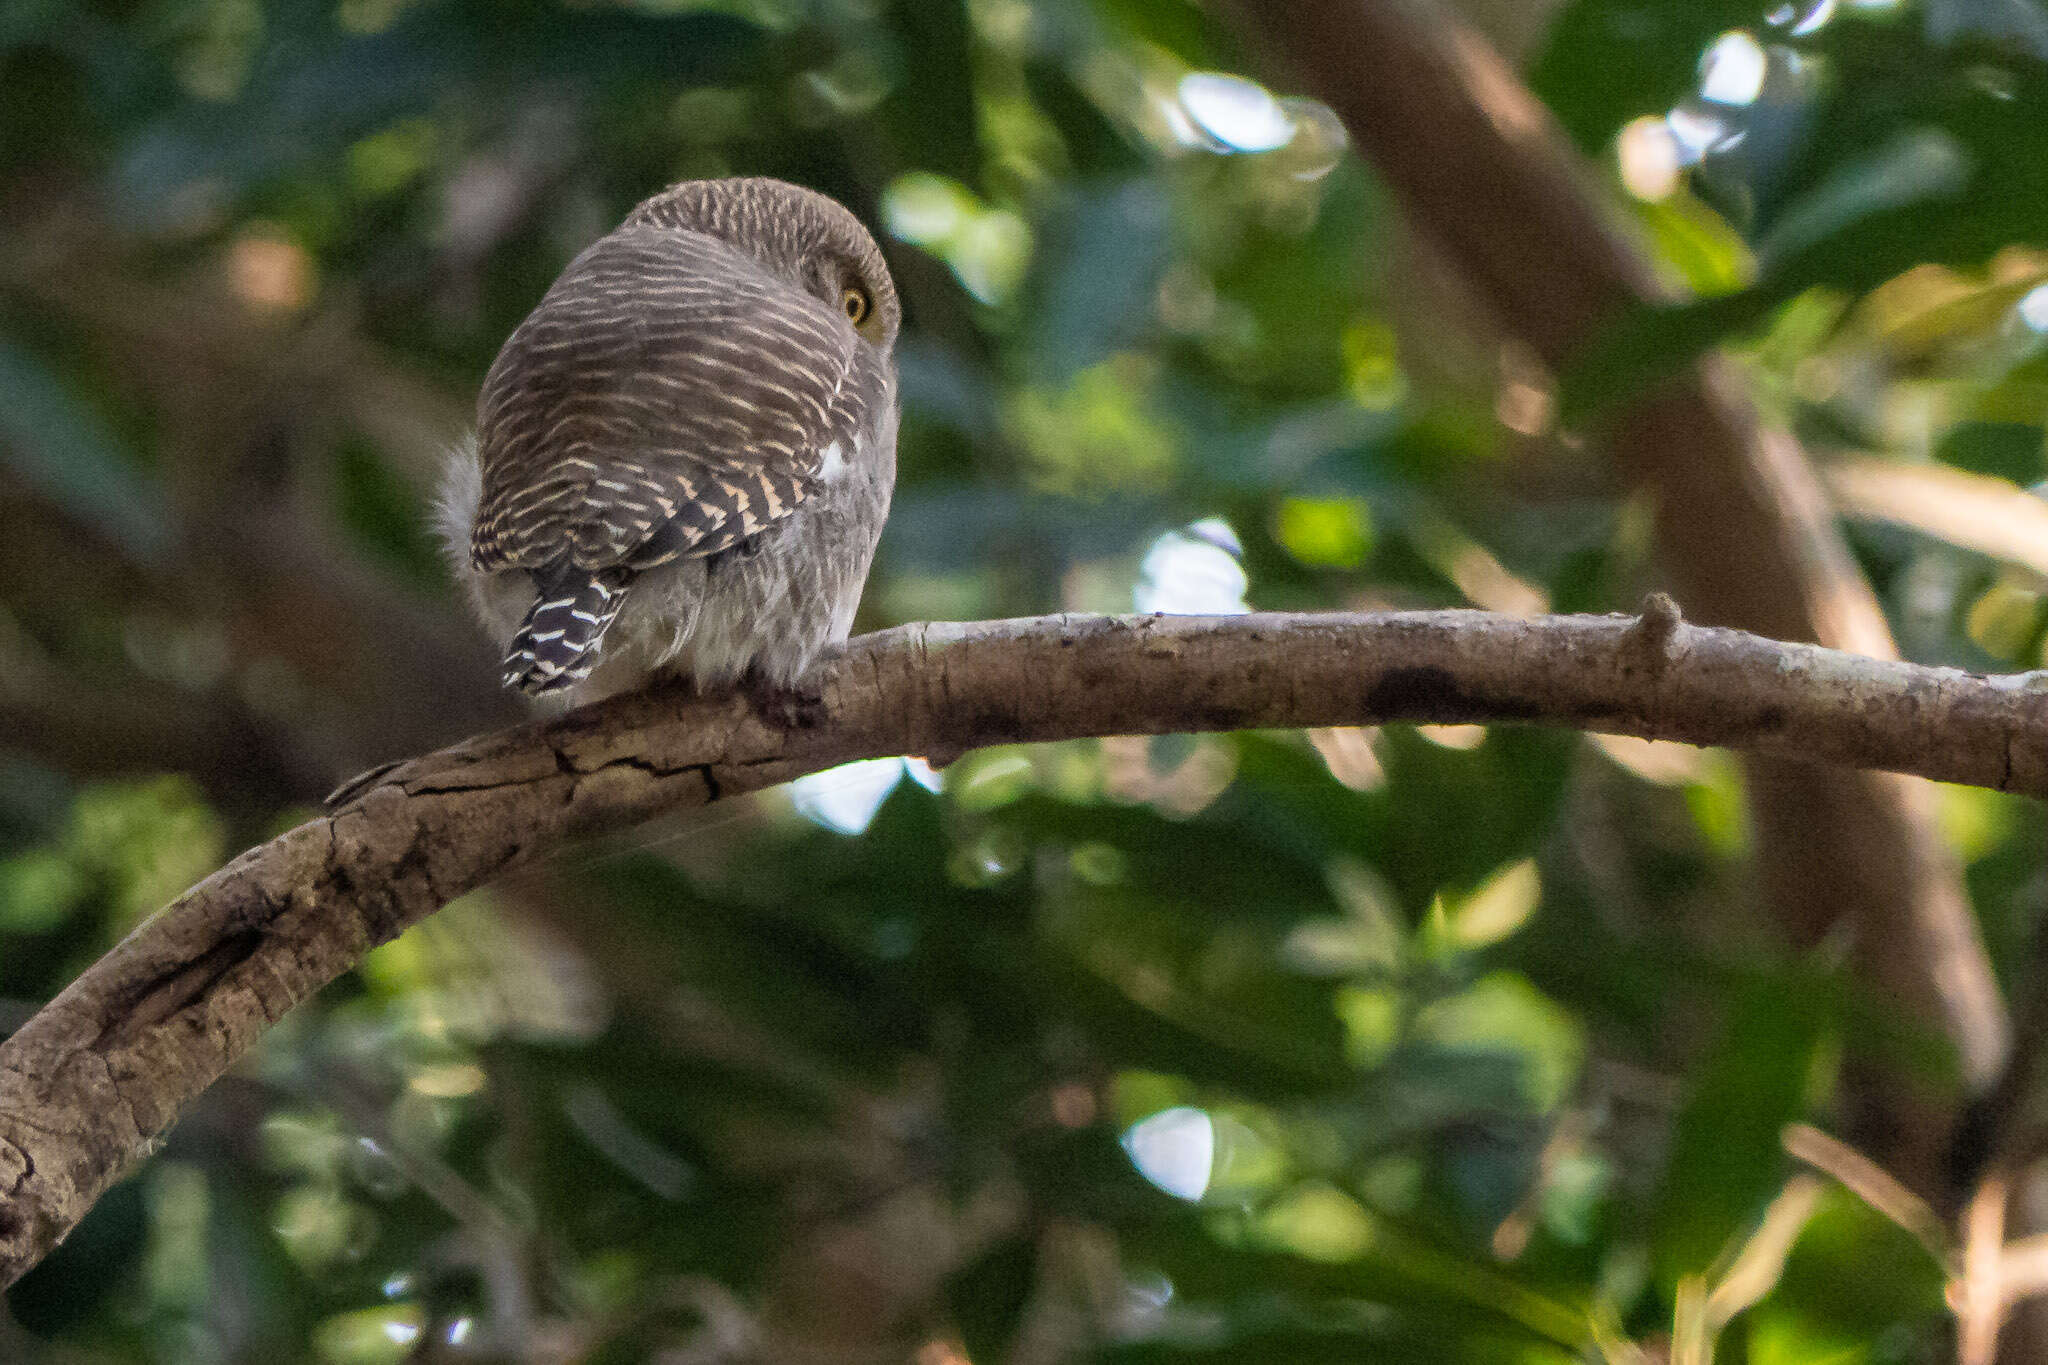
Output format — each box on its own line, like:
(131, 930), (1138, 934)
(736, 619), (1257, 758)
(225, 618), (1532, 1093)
(1553, 0), (2048, 413)
(2, 0), (2048, 1361)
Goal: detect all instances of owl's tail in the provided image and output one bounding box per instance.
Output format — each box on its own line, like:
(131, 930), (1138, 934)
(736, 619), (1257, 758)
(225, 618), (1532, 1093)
(503, 565), (631, 695)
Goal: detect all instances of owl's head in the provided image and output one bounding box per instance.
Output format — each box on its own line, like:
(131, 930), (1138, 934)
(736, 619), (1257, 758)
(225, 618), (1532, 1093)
(626, 177), (901, 351)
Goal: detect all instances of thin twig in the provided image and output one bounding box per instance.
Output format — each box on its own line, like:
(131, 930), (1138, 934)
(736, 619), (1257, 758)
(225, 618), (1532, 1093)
(1959, 1171), (2013, 1365)
(1783, 1122), (1955, 1270)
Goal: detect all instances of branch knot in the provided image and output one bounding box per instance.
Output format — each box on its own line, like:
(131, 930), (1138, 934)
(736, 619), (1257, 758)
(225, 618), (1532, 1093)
(1625, 592), (1684, 671)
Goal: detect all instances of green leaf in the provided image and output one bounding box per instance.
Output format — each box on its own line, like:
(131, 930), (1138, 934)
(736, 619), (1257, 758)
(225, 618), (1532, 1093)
(0, 335), (171, 564)
(1653, 969), (1841, 1285)
(0, 848), (86, 933)
(1559, 291), (1779, 421)
(1754, 128), (1973, 273)
(1935, 420), (2046, 485)
(876, 0), (981, 186)
(1092, 0), (1238, 69)
(1097, 1324), (1574, 1364)
(948, 1236), (1039, 1360)
(335, 436), (444, 588)
(1532, 0), (1766, 150)
(1560, 22), (2048, 414)
(1024, 179), (1174, 383)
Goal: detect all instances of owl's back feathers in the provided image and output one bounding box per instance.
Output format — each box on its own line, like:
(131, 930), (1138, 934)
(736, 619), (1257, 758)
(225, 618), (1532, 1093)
(451, 177), (899, 700)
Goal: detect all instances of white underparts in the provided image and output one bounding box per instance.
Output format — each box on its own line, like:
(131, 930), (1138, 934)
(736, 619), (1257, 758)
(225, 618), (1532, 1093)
(818, 439), (847, 482)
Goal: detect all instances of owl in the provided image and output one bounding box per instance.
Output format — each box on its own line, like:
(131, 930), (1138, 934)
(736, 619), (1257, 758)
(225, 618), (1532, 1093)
(438, 177), (900, 708)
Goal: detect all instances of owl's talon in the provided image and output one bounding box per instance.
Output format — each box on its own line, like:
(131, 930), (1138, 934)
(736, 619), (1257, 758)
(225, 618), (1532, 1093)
(743, 673), (827, 729)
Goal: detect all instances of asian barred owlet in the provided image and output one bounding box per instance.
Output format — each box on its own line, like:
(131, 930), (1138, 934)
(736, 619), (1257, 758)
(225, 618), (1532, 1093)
(438, 177), (900, 705)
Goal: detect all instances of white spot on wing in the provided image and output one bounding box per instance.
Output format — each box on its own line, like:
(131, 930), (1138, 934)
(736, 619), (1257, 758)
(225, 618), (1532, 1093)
(818, 440), (847, 482)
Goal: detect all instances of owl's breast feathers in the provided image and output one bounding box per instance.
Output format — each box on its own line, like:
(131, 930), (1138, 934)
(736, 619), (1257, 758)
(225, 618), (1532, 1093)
(469, 225), (864, 578)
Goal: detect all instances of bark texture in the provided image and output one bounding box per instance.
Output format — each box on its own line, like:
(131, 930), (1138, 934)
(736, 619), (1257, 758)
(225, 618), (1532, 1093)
(6, 606), (2048, 1288)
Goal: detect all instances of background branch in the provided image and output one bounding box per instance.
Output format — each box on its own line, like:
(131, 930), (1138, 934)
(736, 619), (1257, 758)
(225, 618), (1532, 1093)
(1220, 0), (2010, 1197)
(5, 605), (2048, 1288)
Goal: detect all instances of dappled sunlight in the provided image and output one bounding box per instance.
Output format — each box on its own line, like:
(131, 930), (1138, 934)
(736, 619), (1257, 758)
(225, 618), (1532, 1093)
(1134, 518), (1249, 615)
(1155, 69), (1349, 181)
(791, 755), (916, 836)
(1097, 734), (1238, 815)
(1175, 73), (1295, 153)
(882, 173), (1032, 304)
(2021, 283), (2048, 332)
(1619, 115), (1685, 201)
(1768, 0), (1840, 37)
(1006, 357), (1179, 493)
(225, 226), (316, 312)
(1700, 32), (1769, 107)
(1122, 1106), (1214, 1201)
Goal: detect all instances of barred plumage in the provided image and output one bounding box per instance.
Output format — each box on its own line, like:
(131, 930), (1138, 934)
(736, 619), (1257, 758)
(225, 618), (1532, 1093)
(501, 566), (629, 693)
(444, 178), (901, 703)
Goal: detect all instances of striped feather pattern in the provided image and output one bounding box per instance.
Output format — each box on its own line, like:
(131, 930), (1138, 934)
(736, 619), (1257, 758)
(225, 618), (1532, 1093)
(470, 212), (874, 579)
(502, 566), (630, 695)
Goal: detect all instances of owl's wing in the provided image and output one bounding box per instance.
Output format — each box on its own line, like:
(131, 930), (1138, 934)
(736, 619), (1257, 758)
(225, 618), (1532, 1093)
(469, 226), (864, 575)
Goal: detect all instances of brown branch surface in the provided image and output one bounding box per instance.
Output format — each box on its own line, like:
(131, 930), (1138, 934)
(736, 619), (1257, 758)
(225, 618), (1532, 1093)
(5, 607), (2048, 1286)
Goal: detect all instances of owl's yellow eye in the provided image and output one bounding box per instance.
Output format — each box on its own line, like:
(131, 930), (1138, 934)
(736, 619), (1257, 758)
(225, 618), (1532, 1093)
(841, 285), (871, 327)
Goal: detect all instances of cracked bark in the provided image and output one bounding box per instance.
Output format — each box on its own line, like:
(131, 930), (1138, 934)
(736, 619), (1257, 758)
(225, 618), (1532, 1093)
(5, 606), (2048, 1287)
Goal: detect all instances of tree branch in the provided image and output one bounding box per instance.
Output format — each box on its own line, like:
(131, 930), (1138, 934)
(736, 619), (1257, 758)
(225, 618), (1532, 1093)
(5, 605), (2048, 1285)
